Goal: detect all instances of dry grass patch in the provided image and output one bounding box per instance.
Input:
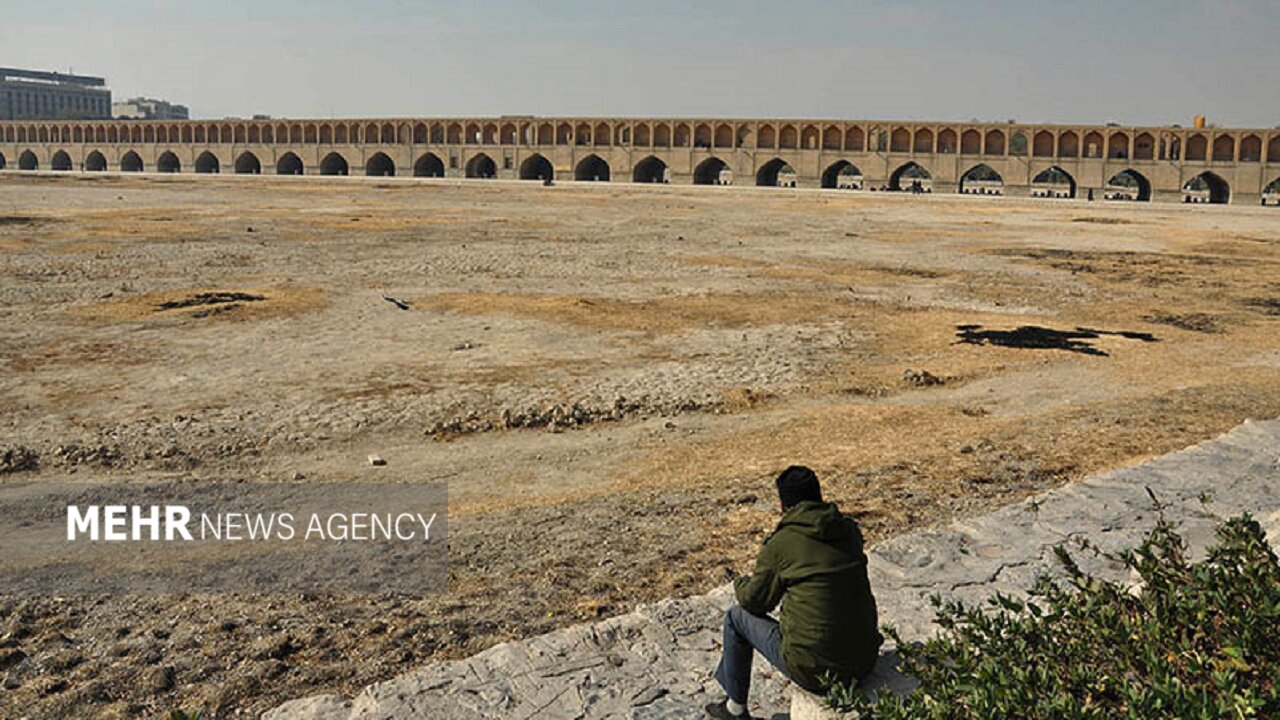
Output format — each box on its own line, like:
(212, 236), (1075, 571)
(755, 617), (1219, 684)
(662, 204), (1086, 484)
(72, 284), (328, 324)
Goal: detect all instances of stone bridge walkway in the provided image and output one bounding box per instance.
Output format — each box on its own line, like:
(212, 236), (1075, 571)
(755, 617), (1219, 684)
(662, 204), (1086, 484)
(266, 418), (1280, 720)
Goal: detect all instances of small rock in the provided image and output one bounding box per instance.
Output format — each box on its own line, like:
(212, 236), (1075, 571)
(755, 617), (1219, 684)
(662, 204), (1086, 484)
(291, 471), (306, 481)
(141, 665), (174, 693)
(367, 455), (386, 467)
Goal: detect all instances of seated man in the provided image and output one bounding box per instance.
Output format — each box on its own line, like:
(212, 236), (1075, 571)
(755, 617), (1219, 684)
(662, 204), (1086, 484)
(706, 466), (883, 719)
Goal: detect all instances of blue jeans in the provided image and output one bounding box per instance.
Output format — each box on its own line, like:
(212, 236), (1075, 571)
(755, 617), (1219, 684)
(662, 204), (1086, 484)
(713, 605), (790, 705)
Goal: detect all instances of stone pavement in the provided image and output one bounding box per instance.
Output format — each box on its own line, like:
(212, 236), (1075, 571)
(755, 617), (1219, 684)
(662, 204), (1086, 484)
(265, 418), (1280, 720)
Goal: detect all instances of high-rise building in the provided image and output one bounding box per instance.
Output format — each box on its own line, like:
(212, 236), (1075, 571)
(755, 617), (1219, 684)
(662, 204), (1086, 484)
(113, 97), (190, 121)
(0, 67), (112, 120)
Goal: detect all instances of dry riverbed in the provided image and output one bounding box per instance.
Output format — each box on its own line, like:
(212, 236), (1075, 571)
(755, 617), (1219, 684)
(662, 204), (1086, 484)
(1, 173), (1278, 717)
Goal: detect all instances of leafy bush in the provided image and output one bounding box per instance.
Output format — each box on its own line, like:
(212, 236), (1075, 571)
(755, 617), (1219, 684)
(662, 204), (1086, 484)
(825, 514), (1280, 718)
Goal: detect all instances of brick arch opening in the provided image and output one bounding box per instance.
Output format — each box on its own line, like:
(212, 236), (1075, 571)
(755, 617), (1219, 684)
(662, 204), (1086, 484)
(320, 152), (349, 176)
(366, 152), (395, 177)
(50, 150), (73, 171)
(821, 160), (863, 189)
(632, 156), (667, 184)
(414, 153), (444, 178)
(235, 152), (261, 175)
(889, 161), (930, 191)
(121, 151), (145, 172)
(195, 151), (220, 174)
(1182, 172), (1229, 204)
(959, 164), (1003, 194)
(157, 151), (180, 173)
(1104, 169), (1151, 201)
(18, 150), (38, 170)
(85, 150), (107, 172)
(1031, 166), (1076, 198)
(575, 154), (610, 182)
(693, 157), (730, 185)
(465, 153), (496, 179)
(519, 154), (553, 181)
(756, 158), (796, 187)
(276, 152), (304, 176)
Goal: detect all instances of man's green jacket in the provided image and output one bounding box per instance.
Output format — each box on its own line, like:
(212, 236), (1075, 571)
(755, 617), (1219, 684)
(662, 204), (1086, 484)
(733, 500), (882, 691)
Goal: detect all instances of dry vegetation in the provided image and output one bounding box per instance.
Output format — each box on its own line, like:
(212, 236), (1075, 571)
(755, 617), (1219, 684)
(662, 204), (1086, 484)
(1, 173), (1278, 717)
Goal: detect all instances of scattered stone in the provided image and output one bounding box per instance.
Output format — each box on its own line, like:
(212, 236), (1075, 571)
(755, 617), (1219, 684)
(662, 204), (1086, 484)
(902, 369), (946, 387)
(155, 292), (264, 311)
(367, 455), (386, 467)
(0, 446), (38, 474)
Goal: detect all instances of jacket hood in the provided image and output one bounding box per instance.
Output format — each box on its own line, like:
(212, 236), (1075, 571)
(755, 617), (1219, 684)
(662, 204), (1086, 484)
(777, 500), (849, 541)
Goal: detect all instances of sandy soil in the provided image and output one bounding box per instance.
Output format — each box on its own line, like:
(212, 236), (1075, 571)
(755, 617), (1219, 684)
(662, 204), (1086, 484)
(1, 173), (1278, 718)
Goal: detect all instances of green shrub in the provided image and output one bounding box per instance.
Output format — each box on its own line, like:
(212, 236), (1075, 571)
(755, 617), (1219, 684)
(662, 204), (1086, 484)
(825, 514), (1280, 719)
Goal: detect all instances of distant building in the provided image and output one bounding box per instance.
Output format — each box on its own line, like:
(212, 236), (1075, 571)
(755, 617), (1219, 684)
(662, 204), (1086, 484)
(113, 97), (189, 121)
(0, 67), (111, 120)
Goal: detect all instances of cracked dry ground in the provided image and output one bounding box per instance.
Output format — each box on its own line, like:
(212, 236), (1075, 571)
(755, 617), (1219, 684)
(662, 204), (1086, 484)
(2, 174), (1279, 718)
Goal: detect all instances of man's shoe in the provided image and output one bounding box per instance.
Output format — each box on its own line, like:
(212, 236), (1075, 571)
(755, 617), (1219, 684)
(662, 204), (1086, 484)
(704, 700), (752, 720)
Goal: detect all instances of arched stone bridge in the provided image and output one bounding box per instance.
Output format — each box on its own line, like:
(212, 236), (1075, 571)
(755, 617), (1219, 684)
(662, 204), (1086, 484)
(2, 116), (1279, 205)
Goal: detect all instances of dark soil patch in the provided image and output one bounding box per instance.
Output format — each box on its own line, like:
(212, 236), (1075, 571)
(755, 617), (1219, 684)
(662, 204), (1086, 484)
(1071, 217), (1132, 225)
(1144, 313), (1223, 333)
(0, 216), (43, 227)
(1245, 297), (1280, 316)
(155, 292), (265, 311)
(955, 324), (1158, 356)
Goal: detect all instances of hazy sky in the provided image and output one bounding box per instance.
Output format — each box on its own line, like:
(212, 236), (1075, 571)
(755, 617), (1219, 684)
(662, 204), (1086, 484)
(7, 0), (1279, 127)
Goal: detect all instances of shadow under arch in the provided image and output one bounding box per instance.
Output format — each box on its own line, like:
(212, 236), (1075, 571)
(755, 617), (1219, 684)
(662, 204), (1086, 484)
(276, 152), (303, 176)
(889, 161), (930, 191)
(756, 158), (796, 187)
(85, 150), (108, 172)
(1105, 169), (1151, 202)
(1182, 171), (1230, 204)
(50, 150), (73, 171)
(320, 152), (349, 176)
(1031, 166), (1077, 198)
(465, 153), (496, 179)
(959, 163), (1003, 195)
(156, 151), (180, 173)
(366, 152), (395, 177)
(121, 151), (144, 173)
(632, 156), (667, 184)
(194, 151), (220, 174)
(821, 160), (863, 189)
(575, 154), (609, 182)
(693, 157), (729, 185)
(519, 154), (553, 181)
(414, 152), (444, 178)
(235, 151), (261, 175)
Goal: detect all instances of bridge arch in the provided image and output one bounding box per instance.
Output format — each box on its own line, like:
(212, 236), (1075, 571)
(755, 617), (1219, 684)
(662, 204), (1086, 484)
(575, 154), (610, 182)
(1212, 135), (1235, 162)
(465, 153), (496, 179)
(1105, 170), (1151, 201)
(156, 151), (180, 173)
(1186, 134), (1208, 161)
(959, 164), (1003, 194)
(121, 151), (144, 172)
(1240, 135), (1262, 162)
(413, 152), (444, 178)
(821, 160), (863, 189)
(235, 152), (261, 175)
(1058, 131), (1079, 158)
(693, 157), (730, 185)
(194, 152), (220, 174)
(1264, 177), (1280, 206)
(519, 153), (553, 181)
(913, 128), (933, 154)
(85, 150), (107, 172)
(1183, 172), (1229, 204)
(756, 158), (796, 187)
(1270, 136), (1280, 163)
(366, 152), (395, 177)
(1031, 166), (1076, 198)
(890, 127), (909, 153)
(320, 152), (349, 176)
(632, 156), (667, 184)
(889, 161), (930, 191)
(0, 152), (5, 170)
(50, 150), (73, 171)
(960, 129), (981, 154)
(276, 152), (303, 176)
(18, 150), (37, 170)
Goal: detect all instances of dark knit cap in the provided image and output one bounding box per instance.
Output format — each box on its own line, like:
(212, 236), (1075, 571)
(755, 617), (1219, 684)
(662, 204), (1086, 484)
(775, 465), (822, 508)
